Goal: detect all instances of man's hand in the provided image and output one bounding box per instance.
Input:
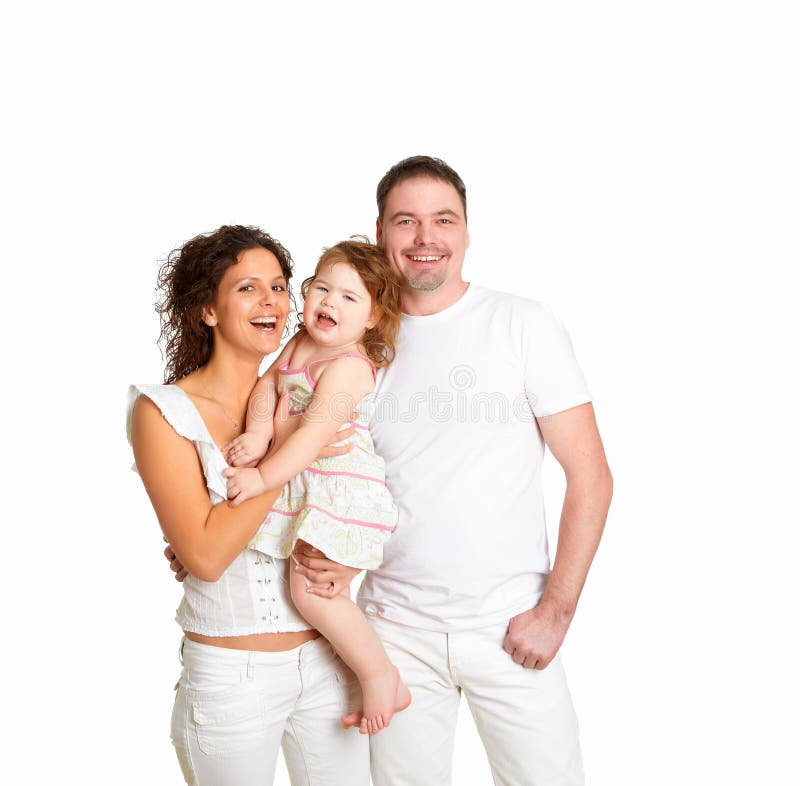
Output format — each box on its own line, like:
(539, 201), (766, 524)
(292, 542), (361, 598)
(164, 542), (187, 582)
(502, 602), (573, 670)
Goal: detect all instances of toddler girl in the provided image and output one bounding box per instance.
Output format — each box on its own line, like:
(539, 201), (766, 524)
(223, 238), (410, 735)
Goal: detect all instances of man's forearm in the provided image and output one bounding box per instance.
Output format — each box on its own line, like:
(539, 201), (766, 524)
(539, 467), (613, 617)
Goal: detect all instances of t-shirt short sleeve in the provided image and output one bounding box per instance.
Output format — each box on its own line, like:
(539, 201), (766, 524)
(522, 304), (591, 418)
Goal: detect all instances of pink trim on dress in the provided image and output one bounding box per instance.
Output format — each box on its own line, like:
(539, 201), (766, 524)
(279, 352), (376, 390)
(270, 503), (396, 531)
(305, 467), (386, 485)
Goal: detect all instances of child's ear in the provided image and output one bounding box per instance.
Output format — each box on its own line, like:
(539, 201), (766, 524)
(365, 307), (380, 330)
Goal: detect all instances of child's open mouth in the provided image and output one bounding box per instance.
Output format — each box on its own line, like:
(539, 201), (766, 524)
(316, 312), (337, 328)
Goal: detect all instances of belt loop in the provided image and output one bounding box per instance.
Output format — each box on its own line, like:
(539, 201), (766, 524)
(247, 651), (255, 681)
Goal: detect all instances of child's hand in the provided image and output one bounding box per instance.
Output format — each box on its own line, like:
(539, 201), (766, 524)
(222, 466), (267, 507)
(224, 431), (270, 467)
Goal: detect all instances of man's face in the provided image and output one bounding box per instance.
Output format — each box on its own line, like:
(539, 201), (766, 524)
(377, 176), (469, 296)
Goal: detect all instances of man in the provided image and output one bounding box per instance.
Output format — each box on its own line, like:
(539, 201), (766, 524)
(299, 156), (612, 785)
(167, 156), (612, 785)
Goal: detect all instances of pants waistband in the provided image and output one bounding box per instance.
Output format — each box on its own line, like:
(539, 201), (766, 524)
(180, 635), (332, 668)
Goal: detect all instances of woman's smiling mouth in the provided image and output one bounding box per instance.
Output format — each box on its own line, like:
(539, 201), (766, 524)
(250, 316), (278, 333)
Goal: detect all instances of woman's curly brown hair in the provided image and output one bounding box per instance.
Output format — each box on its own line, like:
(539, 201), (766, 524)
(156, 225), (295, 384)
(298, 237), (402, 368)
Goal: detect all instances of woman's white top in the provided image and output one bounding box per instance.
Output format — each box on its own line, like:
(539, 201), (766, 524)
(126, 384), (310, 636)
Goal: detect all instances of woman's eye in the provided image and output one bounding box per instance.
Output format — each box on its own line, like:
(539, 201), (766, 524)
(239, 285), (255, 291)
(272, 285), (285, 292)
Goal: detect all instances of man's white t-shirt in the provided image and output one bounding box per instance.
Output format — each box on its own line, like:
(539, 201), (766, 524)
(357, 284), (591, 631)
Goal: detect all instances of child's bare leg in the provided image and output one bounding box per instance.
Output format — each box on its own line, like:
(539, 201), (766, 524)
(289, 557), (410, 734)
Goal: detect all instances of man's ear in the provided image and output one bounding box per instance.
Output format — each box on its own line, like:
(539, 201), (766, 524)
(376, 217), (383, 246)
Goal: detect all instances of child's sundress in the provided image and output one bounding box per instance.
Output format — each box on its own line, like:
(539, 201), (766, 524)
(248, 352), (398, 570)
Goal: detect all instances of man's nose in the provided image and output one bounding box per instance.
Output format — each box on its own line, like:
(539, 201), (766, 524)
(414, 222), (434, 246)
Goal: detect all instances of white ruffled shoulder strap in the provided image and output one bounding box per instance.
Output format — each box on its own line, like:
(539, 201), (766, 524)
(126, 384), (229, 501)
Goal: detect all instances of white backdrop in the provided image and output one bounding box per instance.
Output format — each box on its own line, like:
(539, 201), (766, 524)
(2, 1), (798, 784)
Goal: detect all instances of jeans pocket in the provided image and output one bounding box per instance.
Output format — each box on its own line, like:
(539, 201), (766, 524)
(331, 658), (361, 717)
(187, 683), (266, 756)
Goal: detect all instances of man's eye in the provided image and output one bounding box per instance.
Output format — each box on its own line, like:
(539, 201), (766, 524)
(439, 218), (451, 224)
(399, 219), (413, 225)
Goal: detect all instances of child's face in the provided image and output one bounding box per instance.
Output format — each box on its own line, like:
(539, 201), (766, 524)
(303, 260), (377, 351)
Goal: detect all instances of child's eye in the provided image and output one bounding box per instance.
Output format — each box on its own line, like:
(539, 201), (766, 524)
(316, 285), (328, 293)
(238, 285), (255, 292)
(272, 285), (286, 292)
(344, 295), (356, 302)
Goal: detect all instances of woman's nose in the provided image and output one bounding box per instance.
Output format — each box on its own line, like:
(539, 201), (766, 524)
(260, 287), (276, 305)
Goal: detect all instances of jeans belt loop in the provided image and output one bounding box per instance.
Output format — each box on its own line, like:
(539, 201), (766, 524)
(247, 651), (255, 681)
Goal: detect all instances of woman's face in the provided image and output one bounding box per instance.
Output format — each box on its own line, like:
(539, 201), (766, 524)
(203, 246), (290, 359)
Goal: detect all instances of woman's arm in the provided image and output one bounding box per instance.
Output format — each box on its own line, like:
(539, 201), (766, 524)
(131, 395), (281, 582)
(163, 397), (358, 582)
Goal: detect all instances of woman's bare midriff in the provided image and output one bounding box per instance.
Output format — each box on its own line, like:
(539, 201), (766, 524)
(186, 629), (320, 651)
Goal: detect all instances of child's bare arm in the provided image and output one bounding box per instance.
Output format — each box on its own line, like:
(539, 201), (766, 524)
(259, 357), (373, 488)
(224, 338), (296, 466)
(224, 357), (373, 505)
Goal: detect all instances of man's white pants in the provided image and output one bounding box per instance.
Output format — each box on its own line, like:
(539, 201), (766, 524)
(367, 616), (584, 786)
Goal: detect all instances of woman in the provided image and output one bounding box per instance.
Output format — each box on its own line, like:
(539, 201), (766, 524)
(127, 225), (368, 785)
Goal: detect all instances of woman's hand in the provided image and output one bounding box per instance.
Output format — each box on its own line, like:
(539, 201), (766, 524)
(164, 541), (188, 582)
(292, 542), (361, 598)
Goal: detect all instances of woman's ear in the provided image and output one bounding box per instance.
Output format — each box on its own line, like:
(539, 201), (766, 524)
(201, 305), (217, 327)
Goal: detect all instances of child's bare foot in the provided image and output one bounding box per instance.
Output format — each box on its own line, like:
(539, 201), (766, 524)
(341, 711), (361, 729)
(340, 665), (411, 735)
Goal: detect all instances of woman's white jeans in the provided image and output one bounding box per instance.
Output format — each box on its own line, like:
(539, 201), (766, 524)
(366, 616), (585, 786)
(171, 636), (369, 786)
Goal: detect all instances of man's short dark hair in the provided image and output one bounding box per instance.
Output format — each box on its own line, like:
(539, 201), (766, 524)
(376, 155), (467, 222)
